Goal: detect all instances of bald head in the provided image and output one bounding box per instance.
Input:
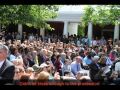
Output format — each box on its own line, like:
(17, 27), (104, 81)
(76, 56), (83, 63)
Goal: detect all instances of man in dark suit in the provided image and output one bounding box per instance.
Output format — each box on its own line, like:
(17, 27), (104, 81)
(89, 56), (100, 81)
(0, 44), (15, 85)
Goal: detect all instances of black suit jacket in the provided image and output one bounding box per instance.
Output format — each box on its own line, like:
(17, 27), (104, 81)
(0, 60), (15, 84)
(89, 62), (100, 81)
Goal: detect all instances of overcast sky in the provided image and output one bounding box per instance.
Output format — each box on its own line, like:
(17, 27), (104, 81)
(58, 5), (98, 13)
(59, 5), (86, 12)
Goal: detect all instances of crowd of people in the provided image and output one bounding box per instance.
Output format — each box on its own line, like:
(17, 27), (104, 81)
(0, 31), (120, 85)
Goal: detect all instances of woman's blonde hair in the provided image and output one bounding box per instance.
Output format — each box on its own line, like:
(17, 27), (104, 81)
(37, 71), (50, 81)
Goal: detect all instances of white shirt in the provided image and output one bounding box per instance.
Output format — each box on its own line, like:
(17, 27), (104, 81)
(77, 40), (80, 46)
(92, 40), (97, 46)
(115, 62), (120, 71)
(0, 60), (5, 69)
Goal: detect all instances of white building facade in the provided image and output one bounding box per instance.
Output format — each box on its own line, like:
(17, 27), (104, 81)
(46, 5), (84, 37)
(17, 5), (119, 41)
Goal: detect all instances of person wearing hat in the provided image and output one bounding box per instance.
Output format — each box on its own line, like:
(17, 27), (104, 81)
(39, 60), (56, 80)
(26, 67), (35, 80)
(89, 55), (100, 81)
(32, 64), (40, 72)
(39, 63), (50, 72)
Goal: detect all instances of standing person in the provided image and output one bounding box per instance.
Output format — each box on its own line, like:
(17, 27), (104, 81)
(0, 44), (15, 84)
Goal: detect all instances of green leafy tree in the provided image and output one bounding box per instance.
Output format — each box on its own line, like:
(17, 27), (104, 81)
(77, 24), (85, 36)
(0, 5), (59, 30)
(81, 5), (120, 36)
(82, 5), (120, 27)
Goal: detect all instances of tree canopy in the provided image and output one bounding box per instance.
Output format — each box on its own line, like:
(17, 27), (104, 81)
(0, 5), (59, 30)
(82, 5), (120, 27)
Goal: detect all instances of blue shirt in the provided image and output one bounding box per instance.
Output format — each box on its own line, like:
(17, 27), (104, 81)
(83, 56), (92, 65)
(9, 54), (16, 62)
(71, 61), (81, 75)
(106, 57), (113, 65)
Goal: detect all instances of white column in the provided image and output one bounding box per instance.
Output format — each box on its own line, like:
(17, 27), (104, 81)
(114, 24), (119, 40)
(68, 22), (78, 35)
(88, 22), (93, 40)
(63, 21), (68, 37)
(40, 28), (45, 38)
(18, 24), (22, 37)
